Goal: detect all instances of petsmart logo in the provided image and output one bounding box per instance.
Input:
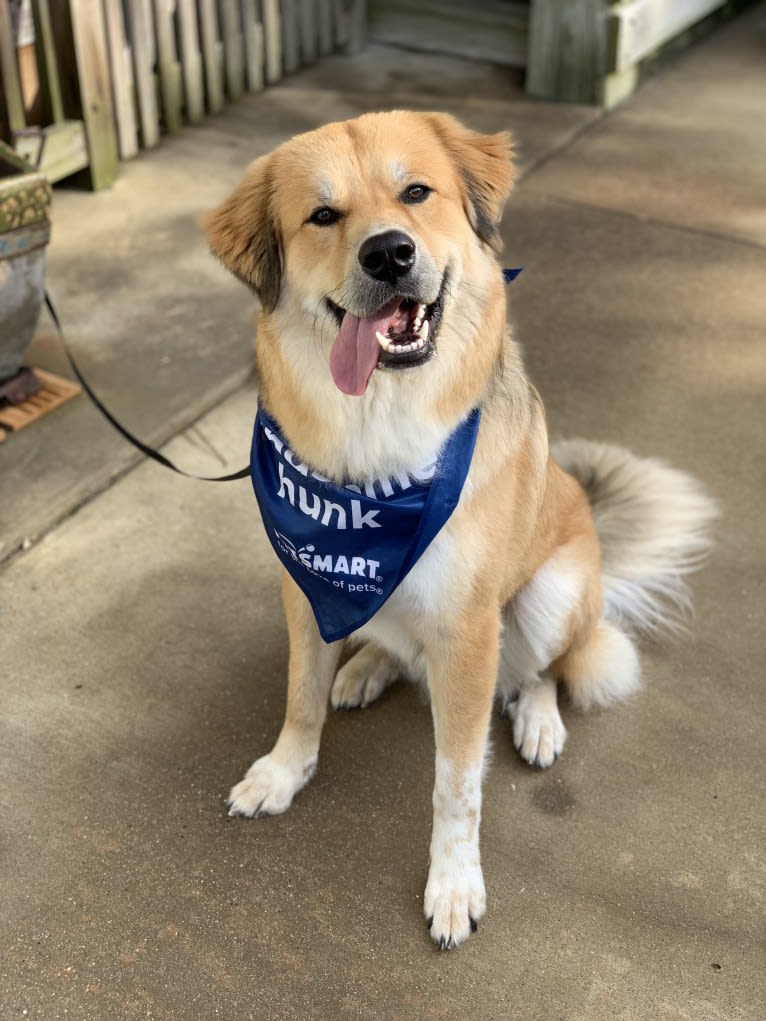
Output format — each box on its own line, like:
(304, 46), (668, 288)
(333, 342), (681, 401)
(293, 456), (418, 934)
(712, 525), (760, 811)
(274, 533), (384, 595)
(263, 423), (436, 530)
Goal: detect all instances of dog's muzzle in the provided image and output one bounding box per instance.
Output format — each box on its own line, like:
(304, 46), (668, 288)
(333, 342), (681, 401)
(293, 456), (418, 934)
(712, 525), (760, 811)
(325, 231), (446, 395)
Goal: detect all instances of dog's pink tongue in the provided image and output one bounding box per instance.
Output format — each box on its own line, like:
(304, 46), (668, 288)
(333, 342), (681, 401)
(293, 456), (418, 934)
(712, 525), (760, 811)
(329, 300), (399, 396)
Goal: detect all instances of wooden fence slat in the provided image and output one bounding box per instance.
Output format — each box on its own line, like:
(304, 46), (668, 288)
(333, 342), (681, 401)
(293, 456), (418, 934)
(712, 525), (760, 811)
(342, 0), (365, 53)
(317, 0), (333, 55)
(126, 0), (160, 147)
(103, 0), (138, 158)
(331, 0), (346, 46)
(176, 0), (205, 121)
(32, 0), (64, 123)
(0, 1), (26, 134)
(281, 0), (300, 73)
(152, 0), (183, 133)
(1, 0), (366, 173)
(241, 0), (264, 92)
(261, 0), (282, 84)
(68, 0), (119, 188)
(197, 0), (224, 112)
(298, 0), (317, 64)
(251, 18), (264, 89)
(220, 0), (245, 99)
(332, 0), (364, 52)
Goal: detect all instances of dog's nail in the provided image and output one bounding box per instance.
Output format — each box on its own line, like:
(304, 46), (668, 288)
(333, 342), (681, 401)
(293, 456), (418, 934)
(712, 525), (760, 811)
(426, 916), (433, 930)
(469, 916), (478, 933)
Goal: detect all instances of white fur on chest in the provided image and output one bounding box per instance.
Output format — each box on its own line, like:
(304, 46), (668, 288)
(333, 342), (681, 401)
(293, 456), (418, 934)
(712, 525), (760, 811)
(355, 525), (462, 665)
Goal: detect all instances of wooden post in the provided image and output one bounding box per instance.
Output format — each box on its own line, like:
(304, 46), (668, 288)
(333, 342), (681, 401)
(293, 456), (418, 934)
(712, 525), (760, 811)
(68, 0), (119, 188)
(241, 0), (264, 92)
(526, 0), (607, 105)
(317, 0), (333, 55)
(103, 0), (139, 157)
(333, 0), (365, 53)
(0, 0), (26, 135)
(262, 0), (282, 84)
(527, 0), (729, 107)
(126, 0), (160, 147)
(152, 0), (183, 133)
(197, 0), (224, 113)
(176, 0), (205, 122)
(220, 0), (245, 99)
(31, 0), (65, 124)
(299, 0), (317, 64)
(281, 0), (300, 73)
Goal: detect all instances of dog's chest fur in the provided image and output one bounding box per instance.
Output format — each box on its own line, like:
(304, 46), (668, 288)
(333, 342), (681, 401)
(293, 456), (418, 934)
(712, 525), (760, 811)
(267, 324), (457, 485)
(355, 527), (460, 670)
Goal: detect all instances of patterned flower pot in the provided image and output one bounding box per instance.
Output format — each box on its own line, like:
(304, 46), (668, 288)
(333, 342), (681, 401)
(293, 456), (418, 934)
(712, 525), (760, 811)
(0, 143), (52, 382)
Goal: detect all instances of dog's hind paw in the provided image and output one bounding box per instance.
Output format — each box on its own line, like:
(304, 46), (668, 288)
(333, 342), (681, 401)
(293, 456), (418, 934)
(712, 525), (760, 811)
(507, 679), (566, 769)
(227, 753), (314, 817)
(331, 644), (399, 710)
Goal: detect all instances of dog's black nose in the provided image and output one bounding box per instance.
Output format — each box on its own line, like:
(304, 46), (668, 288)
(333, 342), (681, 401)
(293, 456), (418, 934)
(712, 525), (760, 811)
(358, 230), (416, 284)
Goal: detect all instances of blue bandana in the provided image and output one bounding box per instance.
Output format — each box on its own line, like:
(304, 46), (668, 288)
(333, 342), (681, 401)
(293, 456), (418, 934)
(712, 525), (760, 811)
(250, 407), (481, 642)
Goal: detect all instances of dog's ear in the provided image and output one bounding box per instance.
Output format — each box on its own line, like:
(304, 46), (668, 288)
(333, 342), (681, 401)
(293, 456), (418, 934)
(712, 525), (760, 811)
(426, 113), (515, 252)
(204, 155), (282, 312)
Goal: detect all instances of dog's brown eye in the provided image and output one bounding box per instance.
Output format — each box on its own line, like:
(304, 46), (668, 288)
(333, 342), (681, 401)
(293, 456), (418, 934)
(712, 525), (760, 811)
(308, 207), (340, 226)
(401, 184), (431, 205)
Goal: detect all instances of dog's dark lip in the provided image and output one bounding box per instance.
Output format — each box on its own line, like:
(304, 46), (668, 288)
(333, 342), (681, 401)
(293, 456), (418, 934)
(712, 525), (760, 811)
(325, 273), (447, 372)
(326, 297), (346, 328)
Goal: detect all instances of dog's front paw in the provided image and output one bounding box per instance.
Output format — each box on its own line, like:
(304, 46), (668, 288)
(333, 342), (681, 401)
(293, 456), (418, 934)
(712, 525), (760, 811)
(424, 864), (486, 950)
(227, 754), (315, 817)
(507, 682), (566, 768)
(331, 645), (399, 710)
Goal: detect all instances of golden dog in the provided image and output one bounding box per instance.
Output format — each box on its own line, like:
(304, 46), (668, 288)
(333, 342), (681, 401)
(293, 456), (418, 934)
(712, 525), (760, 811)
(206, 111), (715, 949)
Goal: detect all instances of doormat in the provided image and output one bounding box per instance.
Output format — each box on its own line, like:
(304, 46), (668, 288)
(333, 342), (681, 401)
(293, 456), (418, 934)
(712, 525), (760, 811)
(0, 369), (81, 432)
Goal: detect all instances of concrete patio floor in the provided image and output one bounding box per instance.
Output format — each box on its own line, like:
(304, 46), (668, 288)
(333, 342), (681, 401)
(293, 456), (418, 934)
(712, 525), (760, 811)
(1, 6), (765, 1019)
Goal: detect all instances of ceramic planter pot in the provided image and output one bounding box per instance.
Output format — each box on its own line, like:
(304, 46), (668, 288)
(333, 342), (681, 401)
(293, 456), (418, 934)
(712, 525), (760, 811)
(0, 144), (52, 381)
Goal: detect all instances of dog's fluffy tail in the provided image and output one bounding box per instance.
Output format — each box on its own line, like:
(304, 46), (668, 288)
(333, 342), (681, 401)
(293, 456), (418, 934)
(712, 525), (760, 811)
(552, 439), (718, 638)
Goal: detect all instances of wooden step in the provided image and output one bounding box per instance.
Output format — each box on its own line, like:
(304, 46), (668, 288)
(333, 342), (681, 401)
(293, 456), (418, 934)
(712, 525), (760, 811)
(368, 0), (529, 67)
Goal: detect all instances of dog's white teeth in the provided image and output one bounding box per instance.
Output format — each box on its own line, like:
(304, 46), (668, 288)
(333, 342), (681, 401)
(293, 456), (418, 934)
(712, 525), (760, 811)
(376, 323), (429, 357)
(413, 303), (427, 332)
(376, 330), (395, 353)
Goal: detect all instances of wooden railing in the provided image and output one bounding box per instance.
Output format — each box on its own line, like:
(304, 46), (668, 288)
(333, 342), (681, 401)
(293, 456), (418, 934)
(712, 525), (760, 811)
(367, 0), (736, 108)
(0, 0), (366, 189)
(527, 0), (730, 106)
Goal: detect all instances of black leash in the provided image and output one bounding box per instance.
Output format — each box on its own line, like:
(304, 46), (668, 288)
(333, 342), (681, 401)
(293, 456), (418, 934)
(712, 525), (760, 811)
(44, 293), (250, 483)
